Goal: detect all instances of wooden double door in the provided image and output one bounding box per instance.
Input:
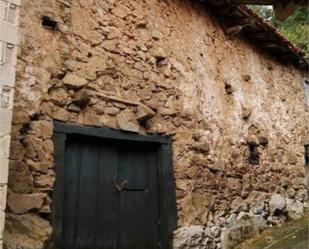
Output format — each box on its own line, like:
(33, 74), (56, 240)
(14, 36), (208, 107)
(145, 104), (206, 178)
(52, 123), (177, 249)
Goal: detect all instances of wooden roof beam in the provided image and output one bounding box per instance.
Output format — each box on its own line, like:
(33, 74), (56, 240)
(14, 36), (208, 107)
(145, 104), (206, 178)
(230, 0), (308, 20)
(230, 0), (274, 4)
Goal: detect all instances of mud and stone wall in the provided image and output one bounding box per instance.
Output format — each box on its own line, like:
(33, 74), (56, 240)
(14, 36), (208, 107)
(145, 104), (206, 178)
(3, 0), (309, 248)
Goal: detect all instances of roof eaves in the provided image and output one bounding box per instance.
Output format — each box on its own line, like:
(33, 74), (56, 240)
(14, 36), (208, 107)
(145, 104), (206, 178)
(201, 1), (308, 69)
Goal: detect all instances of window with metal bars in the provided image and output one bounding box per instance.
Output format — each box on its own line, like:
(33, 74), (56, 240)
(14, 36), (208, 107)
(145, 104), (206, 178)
(304, 79), (309, 106)
(249, 143), (259, 165)
(305, 144), (309, 166)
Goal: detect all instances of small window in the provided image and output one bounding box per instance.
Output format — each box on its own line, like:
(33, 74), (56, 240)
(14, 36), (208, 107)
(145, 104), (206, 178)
(304, 79), (309, 106)
(42, 16), (57, 30)
(305, 144), (309, 166)
(249, 143), (259, 165)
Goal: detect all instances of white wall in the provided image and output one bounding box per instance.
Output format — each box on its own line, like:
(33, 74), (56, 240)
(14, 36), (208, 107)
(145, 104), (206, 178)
(0, 0), (19, 247)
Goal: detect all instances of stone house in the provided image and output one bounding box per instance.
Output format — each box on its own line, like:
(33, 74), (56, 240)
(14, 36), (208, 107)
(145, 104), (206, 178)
(0, 0), (308, 249)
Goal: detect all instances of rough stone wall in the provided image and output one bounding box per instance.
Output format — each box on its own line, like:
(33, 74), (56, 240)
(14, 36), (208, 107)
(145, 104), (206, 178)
(3, 0), (309, 248)
(0, 1), (20, 248)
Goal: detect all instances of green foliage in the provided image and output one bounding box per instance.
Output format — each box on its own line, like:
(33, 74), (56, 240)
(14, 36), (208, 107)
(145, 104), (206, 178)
(250, 5), (273, 20)
(249, 5), (309, 56)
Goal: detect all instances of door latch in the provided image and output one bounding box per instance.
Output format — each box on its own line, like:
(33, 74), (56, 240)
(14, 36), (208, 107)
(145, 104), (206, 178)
(113, 171), (127, 192)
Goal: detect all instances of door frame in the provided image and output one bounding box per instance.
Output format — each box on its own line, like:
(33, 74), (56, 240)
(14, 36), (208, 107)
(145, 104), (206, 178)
(52, 121), (177, 249)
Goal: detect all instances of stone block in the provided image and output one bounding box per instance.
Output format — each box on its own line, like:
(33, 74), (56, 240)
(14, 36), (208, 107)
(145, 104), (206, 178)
(0, 85), (14, 109)
(0, 41), (4, 64)
(221, 213), (267, 249)
(136, 104), (155, 122)
(0, 65), (16, 87)
(116, 109), (139, 133)
(0, 135), (10, 158)
(247, 135), (258, 145)
(285, 198), (304, 220)
(52, 106), (70, 121)
(0, 42), (18, 82)
(83, 111), (101, 127)
(7, 192), (46, 214)
(4, 213), (52, 248)
(173, 226), (205, 249)
(0, 21), (18, 45)
(0, 158), (8, 184)
(0, 1), (19, 25)
(12, 106), (30, 125)
(269, 194), (286, 215)
(0, 1), (6, 20)
(63, 73), (88, 89)
(258, 136), (269, 146)
(30, 120), (53, 139)
(8, 160), (33, 193)
(105, 106), (120, 116)
(0, 184), (7, 211)
(0, 209), (4, 236)
(72, 90), (90, 108)
(242, 107), (252, 120)
(6, 2), (20, 25)
(3, 43), (17, 66)
(10, 0), (21, 6)
(0, 108), (13, 136)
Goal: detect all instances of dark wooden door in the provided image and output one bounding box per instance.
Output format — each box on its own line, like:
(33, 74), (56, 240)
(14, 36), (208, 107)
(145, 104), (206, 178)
(53, 123), (177, 249)
(57, 135), (162, 249)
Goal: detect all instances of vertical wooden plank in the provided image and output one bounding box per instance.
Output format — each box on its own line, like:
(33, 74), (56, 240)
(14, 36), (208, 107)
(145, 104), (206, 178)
(159, 142), (178, 249)
(93, 141), (118, 249)
(75, 139), (99, 248)
(62, 139), (81, 249)
(146, 146), (161, 249)
(118, 144), (160, 249)
(52, 133), (67, 248)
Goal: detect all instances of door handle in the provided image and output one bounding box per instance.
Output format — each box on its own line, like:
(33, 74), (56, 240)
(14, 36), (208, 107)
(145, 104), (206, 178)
(113, 170), (127, 191)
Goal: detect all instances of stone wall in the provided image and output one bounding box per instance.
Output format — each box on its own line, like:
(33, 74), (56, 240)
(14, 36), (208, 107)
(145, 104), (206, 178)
(0, 1), (20, 248)
(3, 0), (309, 248)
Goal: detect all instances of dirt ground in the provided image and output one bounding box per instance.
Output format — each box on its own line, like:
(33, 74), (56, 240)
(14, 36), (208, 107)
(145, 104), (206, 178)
(235, 213), (309, 249)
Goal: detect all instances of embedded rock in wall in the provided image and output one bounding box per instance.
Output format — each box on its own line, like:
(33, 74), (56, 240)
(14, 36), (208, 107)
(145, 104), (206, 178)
(30, 121), (53, 139)
(63, 73), (88, 89)
(285, 198), (304, 220)
(7, 192), (46, 214)
(116, 109), (140, 133)
(136, 104), (156, 122)
(242, 106), (252, 120)
(221, 212), (267, 249)
(173, 193), (306, 249)
(8, 161), (33, 193)
(173, 226), (218, 249)
(269, 194), (286, 215)
(173, 210), (268, 249)
(72, 90), (91, 108)
(49, 87), (70, 106)
(12, 107), (31, 125)
(52, 106), (70, 121)
(4, 213), (52, 249)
